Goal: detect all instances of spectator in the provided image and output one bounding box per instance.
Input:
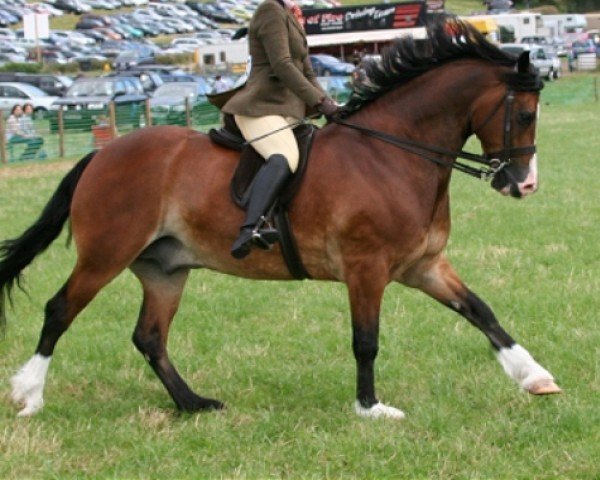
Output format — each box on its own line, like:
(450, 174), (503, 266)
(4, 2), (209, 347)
(21, 103), (46, 159)
(6, 104), (44, 161)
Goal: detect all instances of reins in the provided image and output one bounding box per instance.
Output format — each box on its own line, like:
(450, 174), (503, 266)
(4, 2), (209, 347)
(240, 89), (536, 182)
(331, 116), (499, 180)
(331, 89), (536, 181)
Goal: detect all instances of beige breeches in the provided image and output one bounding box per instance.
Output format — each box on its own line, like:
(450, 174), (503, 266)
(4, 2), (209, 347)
(234, 114), (300, 172)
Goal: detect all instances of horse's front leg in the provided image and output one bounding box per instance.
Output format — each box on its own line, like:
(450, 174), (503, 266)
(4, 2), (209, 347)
(346, 265), (405, 419)
(406, 255), (561, 394)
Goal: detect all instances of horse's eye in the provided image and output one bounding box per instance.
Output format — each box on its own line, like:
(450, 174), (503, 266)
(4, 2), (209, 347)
(517, 111), (536, 126)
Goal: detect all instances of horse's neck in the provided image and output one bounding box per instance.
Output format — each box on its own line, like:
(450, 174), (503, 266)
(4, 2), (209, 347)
(356, 63), (493, 150)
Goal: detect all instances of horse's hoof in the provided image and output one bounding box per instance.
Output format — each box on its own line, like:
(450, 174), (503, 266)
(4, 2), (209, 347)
(179, 396), (225, 413)
(527, 379), (562, 395)
(204, 399), (225, 411)
(355, 401), (405, 420)
(16, 401), (44, 417)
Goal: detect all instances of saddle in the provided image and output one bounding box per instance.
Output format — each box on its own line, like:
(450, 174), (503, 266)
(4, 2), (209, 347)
(208, 114), (316, 279)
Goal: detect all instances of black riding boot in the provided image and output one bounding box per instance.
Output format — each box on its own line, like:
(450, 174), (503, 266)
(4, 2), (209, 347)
(231, 154), (292, 259)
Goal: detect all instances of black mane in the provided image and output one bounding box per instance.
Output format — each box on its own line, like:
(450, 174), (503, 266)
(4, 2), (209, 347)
(341, 16), (542, 116)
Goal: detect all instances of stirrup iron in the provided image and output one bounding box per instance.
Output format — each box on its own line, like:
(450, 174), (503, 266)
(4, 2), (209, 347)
(251, 215), (279, 250)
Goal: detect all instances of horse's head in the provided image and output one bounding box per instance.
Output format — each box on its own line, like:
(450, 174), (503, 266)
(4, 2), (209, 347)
(471, 52), (543, 199)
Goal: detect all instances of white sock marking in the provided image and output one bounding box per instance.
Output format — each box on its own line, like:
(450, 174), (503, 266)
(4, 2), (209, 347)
(11, 354), (51, 417)
(355, 401), (406, 420)
(497, 344), (554, 390)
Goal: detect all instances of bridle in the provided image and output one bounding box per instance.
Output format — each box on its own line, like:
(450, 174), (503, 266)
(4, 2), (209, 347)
(331, 88), (537, 181)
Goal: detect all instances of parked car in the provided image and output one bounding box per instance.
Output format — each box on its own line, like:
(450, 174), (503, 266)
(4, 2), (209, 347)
(51, 29), (97, 46)
(0, 73), (73, 96)
(76, 28), (106, 43)
(109, 70), (163, 94)
(123, 64), (186, 76)
(317, 75), (352, 103)
(75, 16), (106, 29)
(0, 27), (17, 40)
(499, 43), (558, 81)
(80, 0), (117, 10)
(49, 76), (147, 131)
(170, 37), (205, 51)
(53, 0), (91, 14)
(520, 36), (550, 46)
(570, 39), (599, 59)
(0, 52), (26, 64)
(113, 49), (154, 70)
(32, 49), (71, 65)
(0, 43), (28, 63)
(0, 82), (58, 117)
(186, 1), (241, 24)
(310, 54), (355, 76)
(521, 35), (567, 57)
(28, 1), (60, 16)
(149, 81), (217, 126)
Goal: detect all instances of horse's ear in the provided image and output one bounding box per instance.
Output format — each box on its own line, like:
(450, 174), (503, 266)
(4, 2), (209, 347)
(517, 51), (530, 73)
(232, 27), (248, 40)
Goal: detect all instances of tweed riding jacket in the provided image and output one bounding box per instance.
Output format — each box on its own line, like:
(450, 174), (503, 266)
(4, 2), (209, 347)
(222, 0), (325, 119)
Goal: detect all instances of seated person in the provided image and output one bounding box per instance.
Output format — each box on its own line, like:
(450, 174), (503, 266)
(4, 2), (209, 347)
(6, 104), (45, 161)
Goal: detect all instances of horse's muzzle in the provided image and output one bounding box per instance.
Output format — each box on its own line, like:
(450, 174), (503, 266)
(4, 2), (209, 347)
(491, 157), (538, 199)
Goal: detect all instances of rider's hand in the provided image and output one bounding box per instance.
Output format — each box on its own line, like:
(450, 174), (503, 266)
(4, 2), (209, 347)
(317, 96), (339, 116)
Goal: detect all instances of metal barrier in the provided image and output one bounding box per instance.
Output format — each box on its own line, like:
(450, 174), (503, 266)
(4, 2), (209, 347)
(6, 72), (596, 164)
(0, 76), (358, 164)
(0, 74), (364, 164)
(577, 53), (598, 71)
(0, 98), (222, 164)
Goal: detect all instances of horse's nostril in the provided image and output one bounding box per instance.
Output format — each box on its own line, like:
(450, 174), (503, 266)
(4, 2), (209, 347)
(520, 182), (537, 195)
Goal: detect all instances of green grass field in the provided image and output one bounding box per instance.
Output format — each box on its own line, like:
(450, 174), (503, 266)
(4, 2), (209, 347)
(0, 75), (599, 478)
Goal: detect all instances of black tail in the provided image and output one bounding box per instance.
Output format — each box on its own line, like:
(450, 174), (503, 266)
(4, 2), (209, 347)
(0, 151), (96, 333)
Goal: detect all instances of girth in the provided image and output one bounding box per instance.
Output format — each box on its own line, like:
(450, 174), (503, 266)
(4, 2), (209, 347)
(208, 116), (314, 279)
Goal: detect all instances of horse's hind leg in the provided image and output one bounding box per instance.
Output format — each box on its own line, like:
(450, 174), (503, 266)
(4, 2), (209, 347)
(11, 264), (118, 416)
(406, 255), (561, 394)
(130, 260), (223, 412)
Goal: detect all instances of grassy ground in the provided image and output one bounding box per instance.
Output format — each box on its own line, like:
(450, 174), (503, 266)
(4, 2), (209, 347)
(0, 76), (599, 478)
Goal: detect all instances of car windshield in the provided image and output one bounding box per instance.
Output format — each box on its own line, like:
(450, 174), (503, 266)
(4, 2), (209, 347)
(153, 83), (196, 98)
(14, 83), (48, 97)
(117, 51), (139, 60)
(57, 75), (73, 87)
(315, 55), (342, 64)
(67, 80), (115, 97)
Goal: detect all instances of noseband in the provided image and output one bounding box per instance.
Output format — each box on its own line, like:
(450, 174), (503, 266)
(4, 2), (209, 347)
(332, 89), (537, 181)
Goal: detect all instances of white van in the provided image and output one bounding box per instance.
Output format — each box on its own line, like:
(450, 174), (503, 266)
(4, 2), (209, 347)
(489, 12), (545, 42)
(500, 43), (560, 80)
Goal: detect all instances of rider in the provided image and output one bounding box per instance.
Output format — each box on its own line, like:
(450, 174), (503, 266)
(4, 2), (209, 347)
(222, 0), (339, 259)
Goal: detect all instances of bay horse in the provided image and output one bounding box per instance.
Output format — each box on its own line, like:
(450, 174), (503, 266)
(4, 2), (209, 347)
(0, 19), (561, 418)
